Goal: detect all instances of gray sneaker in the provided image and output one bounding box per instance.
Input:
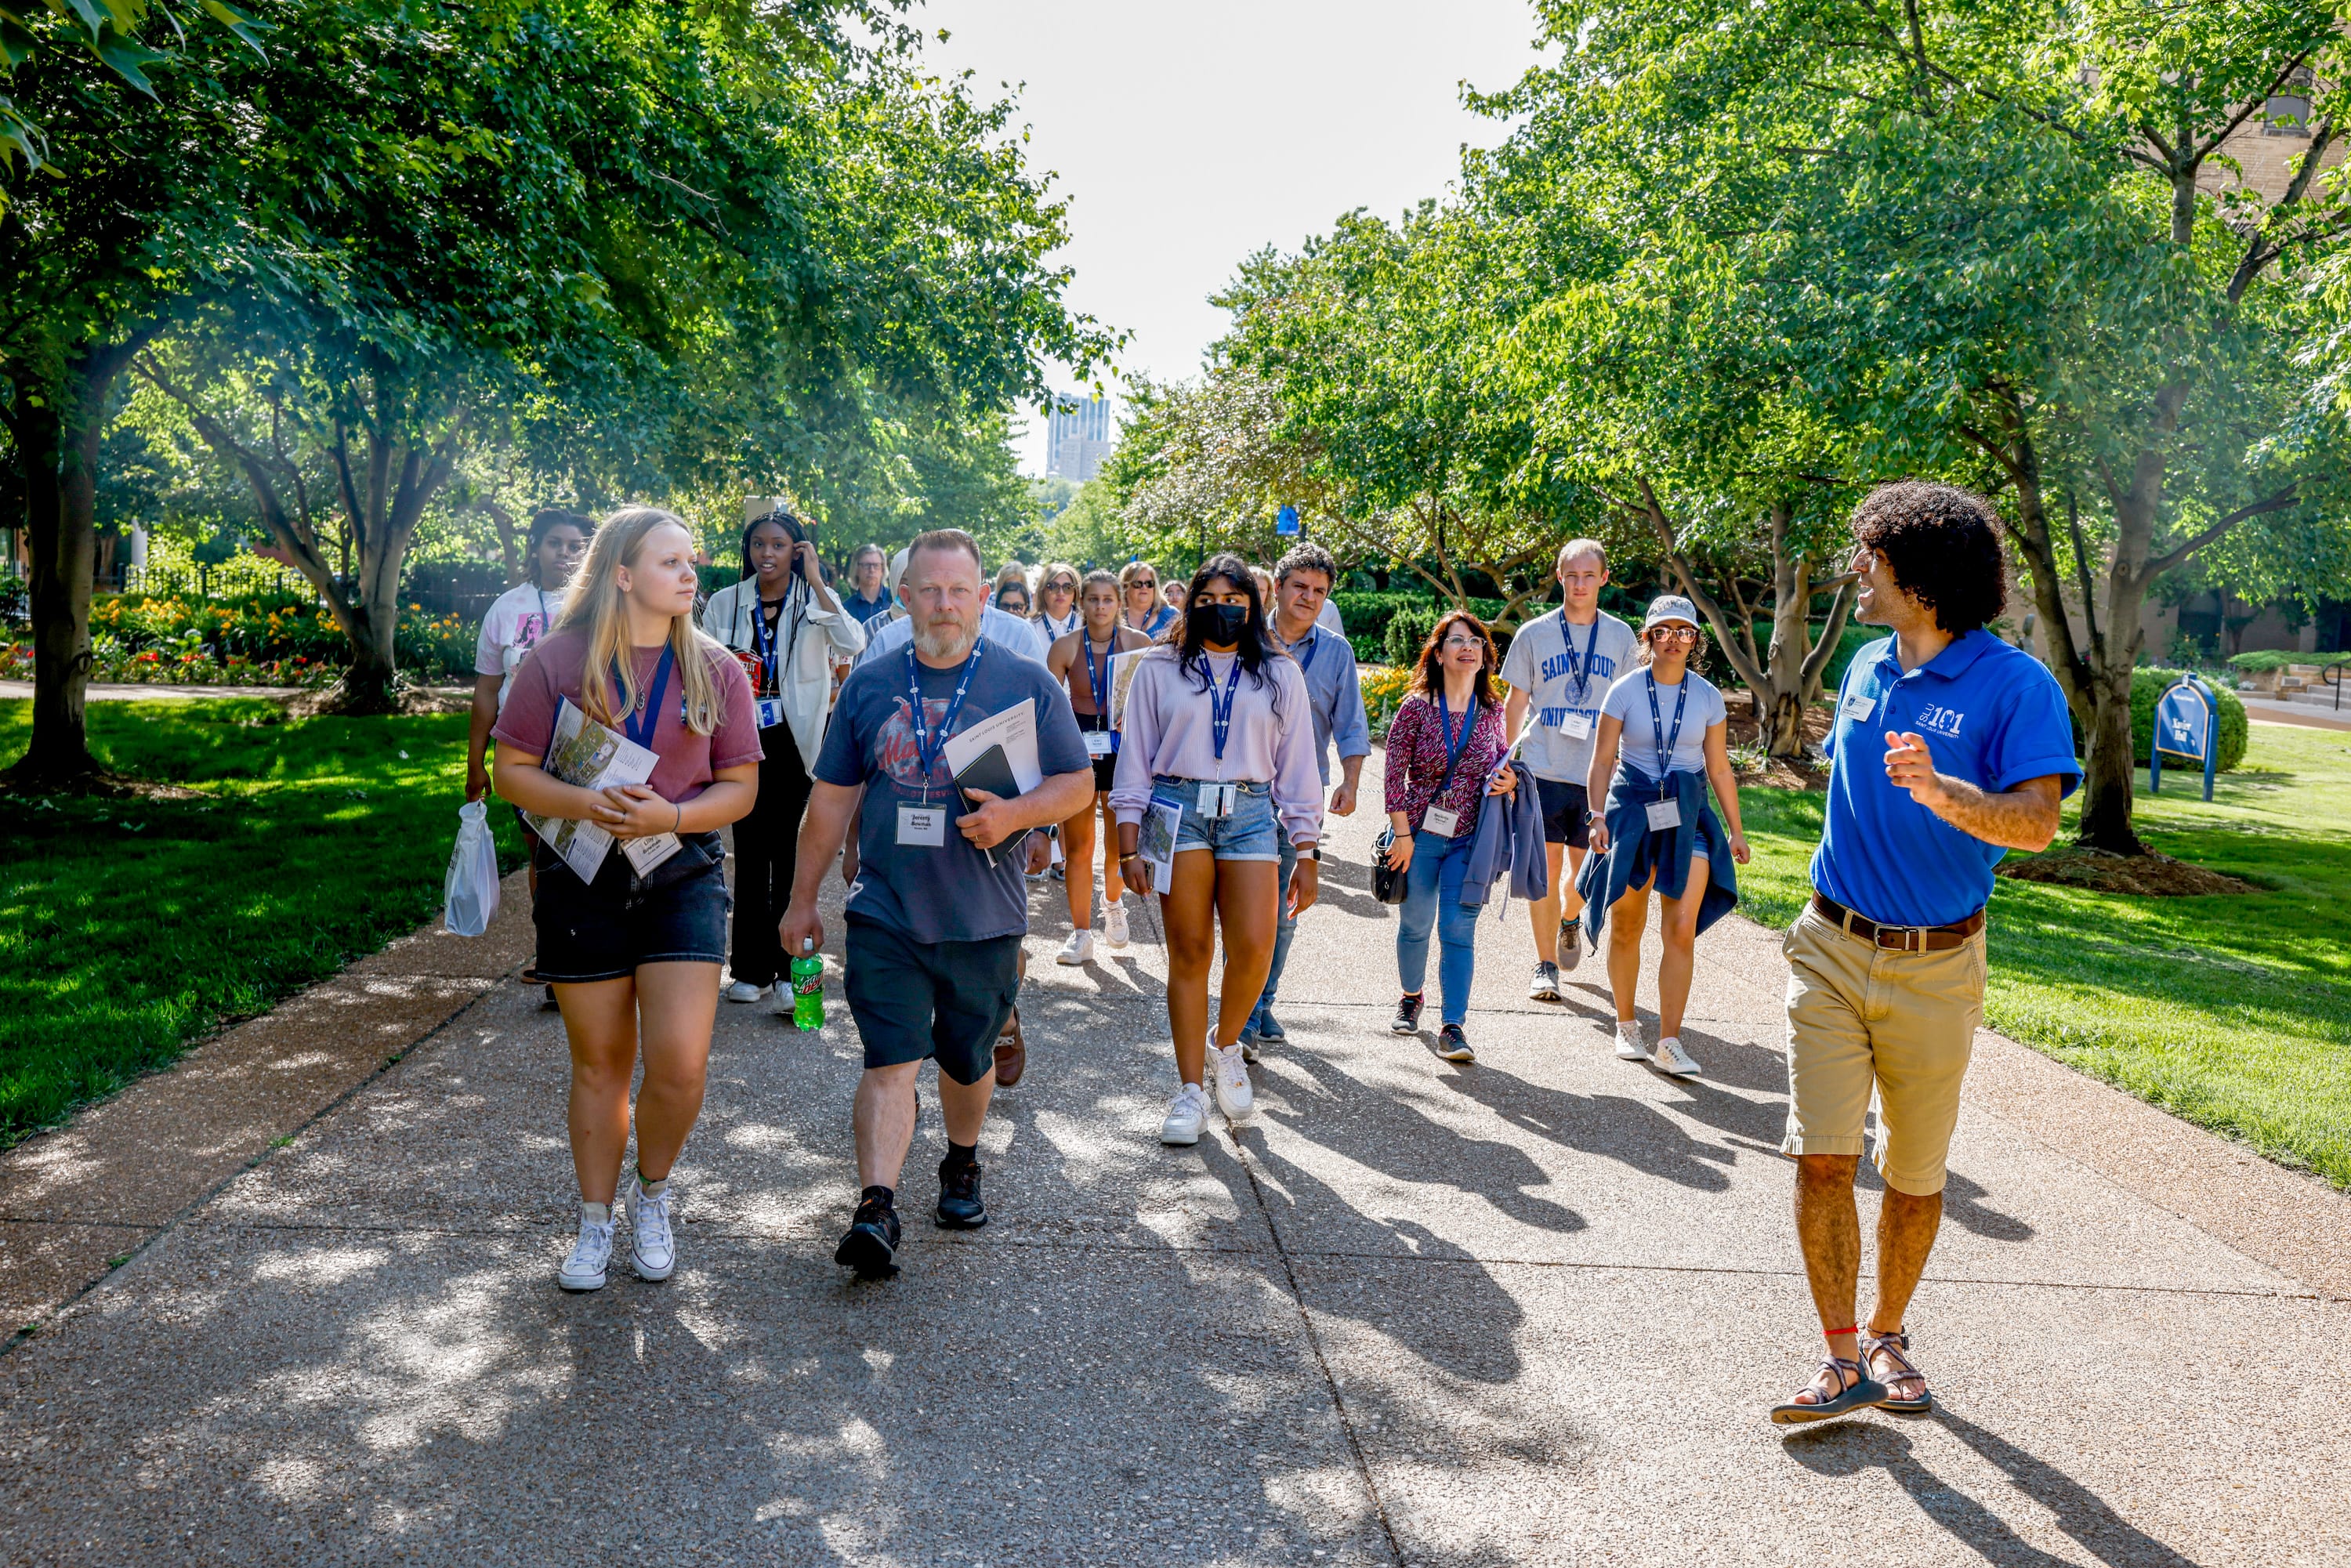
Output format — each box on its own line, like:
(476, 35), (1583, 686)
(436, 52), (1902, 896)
(1528, 961), (1561, 1001)
(1558, 918), (1583, 971)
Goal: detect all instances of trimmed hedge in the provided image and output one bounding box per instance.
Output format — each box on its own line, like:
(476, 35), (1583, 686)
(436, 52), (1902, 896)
(2227, 649), (2351, 673)
(2067, 668), (2247, 773)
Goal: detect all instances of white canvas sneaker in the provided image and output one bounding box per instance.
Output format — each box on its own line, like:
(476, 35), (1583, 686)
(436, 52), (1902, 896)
(723, 980), (768, 1004)
(1211, 1042), (1255, 1121)
(1651, 1036), (1703, 1077)
(1159, 1084), (1211, 1146)
(626, 1180), (676, 1281)
(1614, 1023), (1648, 1061)
(558, 1207), (615, 1292)
(1102, 900), (1130, 948)
(1056, 929), (1096, 966)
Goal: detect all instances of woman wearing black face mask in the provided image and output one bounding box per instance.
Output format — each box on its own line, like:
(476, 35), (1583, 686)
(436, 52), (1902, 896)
(1109, 555), (1324, 1146)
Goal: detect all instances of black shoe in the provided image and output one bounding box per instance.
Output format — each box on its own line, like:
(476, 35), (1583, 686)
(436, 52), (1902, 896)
(1390, 992), (1425, 1035)
(541, 984), (560, 1011)
(835, 1195), (902, 1279)
(1436, 1023), (1475, 1062)
(935, 1157), (987, 1230)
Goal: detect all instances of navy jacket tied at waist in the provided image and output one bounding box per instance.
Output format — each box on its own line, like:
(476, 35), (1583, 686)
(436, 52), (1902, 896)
(1574, 763), (1739, 950)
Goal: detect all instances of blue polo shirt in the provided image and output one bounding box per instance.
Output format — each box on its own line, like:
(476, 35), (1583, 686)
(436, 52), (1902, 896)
(1813, 630), (2081, 928)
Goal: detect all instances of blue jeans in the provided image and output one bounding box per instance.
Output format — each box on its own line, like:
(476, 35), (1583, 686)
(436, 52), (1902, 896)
(1252, 835), (1300, 1029)
(1395, 830), (1478, 1026)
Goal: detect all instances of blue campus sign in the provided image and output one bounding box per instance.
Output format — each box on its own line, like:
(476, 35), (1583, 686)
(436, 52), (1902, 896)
(2149, 675), (2219, 802)
(1274, 504), (1300, 536)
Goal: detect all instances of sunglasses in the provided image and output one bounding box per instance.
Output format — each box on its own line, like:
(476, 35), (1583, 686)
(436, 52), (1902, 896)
(1650, 625), (1701, 643)
(1132, 579), (1157, 589)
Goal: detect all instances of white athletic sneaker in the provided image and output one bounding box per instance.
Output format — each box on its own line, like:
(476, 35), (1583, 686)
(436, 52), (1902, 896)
(1056, 929), (1096, 966)
(1614, 1023), (1648, 1061)
(1160, 1083), (1211, 1146)
(626, 1180), (676, 1281)
(1102, 900), (1130, 948)
(1211, 1042), (1255, 1121)
(558, 1206), (615, 1291)
(723, 980), (768, 1004)
(1651, 1036), (1703, 1077)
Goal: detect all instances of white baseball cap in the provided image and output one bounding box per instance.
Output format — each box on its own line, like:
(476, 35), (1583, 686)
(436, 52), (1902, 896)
(1641, 595), (1701, 632)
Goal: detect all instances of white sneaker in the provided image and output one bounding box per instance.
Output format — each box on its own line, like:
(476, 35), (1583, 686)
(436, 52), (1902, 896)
(723, 980), (767, 1004)
(1211, 1042), (1254, 1121)
(1651, 1036), (1703, 1077)
(626, 1180), (676, 1281)
(1102, 901), (1130, 948)
(1160, 1083), (1210, 1146)
(558, 1206), (615, 1291)
(1056, 929), (1096, 966)
(1614, 1023), (1647, 1061)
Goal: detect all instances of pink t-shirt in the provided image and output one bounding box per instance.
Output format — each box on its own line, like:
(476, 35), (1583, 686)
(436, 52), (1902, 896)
(494, 629), (763, 802)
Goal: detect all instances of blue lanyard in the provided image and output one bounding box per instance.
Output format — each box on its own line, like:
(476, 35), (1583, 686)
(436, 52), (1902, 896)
(1560, 610), (1599, 703)
(613, 643), (676, 750)
(1205, 655), (1244, 762)
(748, 588), (796, 693)
(1644, 670), (1690, 795)
(1292, 629), (1318, 673)
(1433, 690), (1477, 798)
(906, 641), (984, 798)
(1085, 635), (1114, 712)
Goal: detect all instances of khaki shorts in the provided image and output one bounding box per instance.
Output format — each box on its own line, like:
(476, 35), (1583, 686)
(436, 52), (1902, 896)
(1780, 904), (1987, 1196)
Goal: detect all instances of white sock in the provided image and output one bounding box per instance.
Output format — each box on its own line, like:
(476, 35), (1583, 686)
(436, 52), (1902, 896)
(579, 1201), (611, 1225)
(636, 1174), (667, 1197)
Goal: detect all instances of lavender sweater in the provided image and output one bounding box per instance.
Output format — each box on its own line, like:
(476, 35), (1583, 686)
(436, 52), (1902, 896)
(1109, 647), (1325, 846)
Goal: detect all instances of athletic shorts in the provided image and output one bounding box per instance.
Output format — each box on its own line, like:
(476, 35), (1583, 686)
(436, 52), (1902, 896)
(843, 915), (1022, 1086)
(531, 831), (730, 983)
(1779, 904), (1987, 1196)
(1535, 777), (1590, 849)
(1078, 713), (1119, 793)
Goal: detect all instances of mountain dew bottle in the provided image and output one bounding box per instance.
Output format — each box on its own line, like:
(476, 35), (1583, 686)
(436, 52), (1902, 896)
(790, 938), (824, 1030)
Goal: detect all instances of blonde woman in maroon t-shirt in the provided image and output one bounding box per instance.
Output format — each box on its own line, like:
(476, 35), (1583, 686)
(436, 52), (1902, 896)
(493, 508), (761, 1295)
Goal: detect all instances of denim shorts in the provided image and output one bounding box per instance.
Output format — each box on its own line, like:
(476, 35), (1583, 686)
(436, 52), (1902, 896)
(1152, 775), (1281, 862)
(532, 831), (731, 983)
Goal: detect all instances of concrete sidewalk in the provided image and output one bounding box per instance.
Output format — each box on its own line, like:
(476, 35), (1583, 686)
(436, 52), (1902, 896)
(1, 751), (2346, 1565)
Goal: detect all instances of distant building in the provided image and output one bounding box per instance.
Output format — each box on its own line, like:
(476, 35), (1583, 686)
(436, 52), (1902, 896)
(1045, 392), (1114, 481)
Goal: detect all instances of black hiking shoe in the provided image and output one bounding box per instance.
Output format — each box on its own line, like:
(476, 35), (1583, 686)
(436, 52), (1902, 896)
(835, 1191), (902, 1279)
(1389, 991), (1425, 1035)
(935, 1157), (987, 1230)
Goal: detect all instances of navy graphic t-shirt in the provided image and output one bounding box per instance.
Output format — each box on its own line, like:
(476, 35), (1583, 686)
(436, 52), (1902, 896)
(814, 644), (1089, 944)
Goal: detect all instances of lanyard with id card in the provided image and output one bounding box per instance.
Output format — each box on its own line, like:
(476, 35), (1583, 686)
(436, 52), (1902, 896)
(897, 642), (984, 847)
(1419, 690), (1478, 837)
(1194, 656), (1246, 817)
(1081, 636), (1120, 757)
(1641, 671), (1690, 832)
(1554, 611), (1601, 741)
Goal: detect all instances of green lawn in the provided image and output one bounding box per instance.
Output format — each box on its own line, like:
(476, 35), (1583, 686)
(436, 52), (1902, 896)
(1738, 722), (2351, 1190)
(0, 699), (523, 1146)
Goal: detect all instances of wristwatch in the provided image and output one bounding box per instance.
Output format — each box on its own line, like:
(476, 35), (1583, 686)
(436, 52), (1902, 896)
(1299, 842), (1320, 861)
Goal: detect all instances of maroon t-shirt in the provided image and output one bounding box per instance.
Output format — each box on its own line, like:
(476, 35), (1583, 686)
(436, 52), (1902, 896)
(494, 629), (763, 802)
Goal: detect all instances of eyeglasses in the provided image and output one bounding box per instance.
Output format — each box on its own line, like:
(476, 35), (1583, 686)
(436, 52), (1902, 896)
(1651, 625), (1701, 643)
(1440, 636), (1483, 651)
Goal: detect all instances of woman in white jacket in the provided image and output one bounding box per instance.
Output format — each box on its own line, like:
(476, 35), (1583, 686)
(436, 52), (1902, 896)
(698, 506), (867, 1002)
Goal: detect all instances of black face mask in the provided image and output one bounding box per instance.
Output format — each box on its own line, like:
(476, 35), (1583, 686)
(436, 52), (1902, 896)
(1189, 600), (1249, 646)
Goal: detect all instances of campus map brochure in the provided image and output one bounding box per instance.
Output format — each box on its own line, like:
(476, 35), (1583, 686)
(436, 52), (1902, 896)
(523, 698), (681, 883)
(1136, 798), (1179, 894)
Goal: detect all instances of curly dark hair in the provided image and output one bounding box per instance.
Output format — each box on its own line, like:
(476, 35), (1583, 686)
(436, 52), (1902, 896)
(1850, 482), (2006, 634)
(1407, 610), (1501, 709)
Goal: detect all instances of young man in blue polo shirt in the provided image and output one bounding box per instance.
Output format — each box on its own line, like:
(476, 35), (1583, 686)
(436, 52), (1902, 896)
(1771, 482), (2079, 1425)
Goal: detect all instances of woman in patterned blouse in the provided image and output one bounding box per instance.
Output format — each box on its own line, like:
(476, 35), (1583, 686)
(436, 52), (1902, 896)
(1382, 611), (1519, 1062)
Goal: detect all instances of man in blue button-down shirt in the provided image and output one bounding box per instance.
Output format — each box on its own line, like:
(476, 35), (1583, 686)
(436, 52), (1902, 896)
(1244, 543), (1372, 1050)
(1772, 482), (2079, 1428)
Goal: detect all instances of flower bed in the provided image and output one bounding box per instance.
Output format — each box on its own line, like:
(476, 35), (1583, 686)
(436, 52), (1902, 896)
(2, 592), (480, 688)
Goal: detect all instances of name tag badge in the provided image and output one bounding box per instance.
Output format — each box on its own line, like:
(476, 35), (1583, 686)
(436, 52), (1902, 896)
(1421, 805), (1461, 838)
(1645, 798), (1683, 832)
(896, 803), (947, 847)
(1083, 729), (1117, 757)
(754, 696), (787, 730)
(1197, 781), (1236, 819)
(1838, 688), (1878, 725)
(1559, 711), (1593, 741)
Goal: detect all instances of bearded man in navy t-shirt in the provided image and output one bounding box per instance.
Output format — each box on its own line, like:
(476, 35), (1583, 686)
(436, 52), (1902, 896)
(1770, 483), (2080, 1426)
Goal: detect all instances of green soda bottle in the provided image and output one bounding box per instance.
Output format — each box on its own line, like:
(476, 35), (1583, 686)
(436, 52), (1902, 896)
(790, 937), (824, 1030)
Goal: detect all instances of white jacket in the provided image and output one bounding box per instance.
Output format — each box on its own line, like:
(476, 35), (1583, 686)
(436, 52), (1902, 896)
(699, 577), (867, 770)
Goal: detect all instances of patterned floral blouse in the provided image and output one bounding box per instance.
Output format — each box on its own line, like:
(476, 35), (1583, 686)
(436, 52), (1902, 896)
(1384, 690), (1510, 838)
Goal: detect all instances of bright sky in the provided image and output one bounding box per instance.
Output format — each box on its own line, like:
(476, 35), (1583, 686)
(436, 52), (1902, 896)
(916, 0), (1547, 475)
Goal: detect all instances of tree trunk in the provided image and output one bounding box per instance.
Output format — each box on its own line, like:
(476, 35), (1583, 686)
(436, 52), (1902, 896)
(2076, 657), (2143, 853)
(9, 398), (100, 786)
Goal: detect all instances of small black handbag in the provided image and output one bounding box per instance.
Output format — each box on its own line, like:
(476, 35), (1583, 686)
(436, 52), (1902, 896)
(1371, 827), (1407, 906)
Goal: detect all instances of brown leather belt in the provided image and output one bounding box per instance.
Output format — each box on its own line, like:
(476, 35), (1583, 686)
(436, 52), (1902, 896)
(1811, 893), (1984, 952)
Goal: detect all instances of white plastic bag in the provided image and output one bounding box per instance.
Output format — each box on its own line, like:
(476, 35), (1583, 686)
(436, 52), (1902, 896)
(443, 799), (501, 936)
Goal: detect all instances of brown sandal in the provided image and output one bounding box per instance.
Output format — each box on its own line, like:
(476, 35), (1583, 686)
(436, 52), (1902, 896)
(1860, 1331), (1932, 1414)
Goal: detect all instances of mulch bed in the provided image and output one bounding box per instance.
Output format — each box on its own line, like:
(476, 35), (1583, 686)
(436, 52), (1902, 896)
(1722, 690), (1832, 789)
(1998, 846), (2255, 897)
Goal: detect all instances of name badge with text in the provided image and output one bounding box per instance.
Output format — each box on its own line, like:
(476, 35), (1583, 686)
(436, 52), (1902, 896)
(755, 696), (787, 730)
(1838, 687), (1878, 725)
(1083, 730), (1118, 758)
(1421, 805), (1461, 838)
(1644, 798), (1682, 832)
(1197, 781), (1237, 818)
(1559, 711), (1593, 741)
(896, 803), (947, 847)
